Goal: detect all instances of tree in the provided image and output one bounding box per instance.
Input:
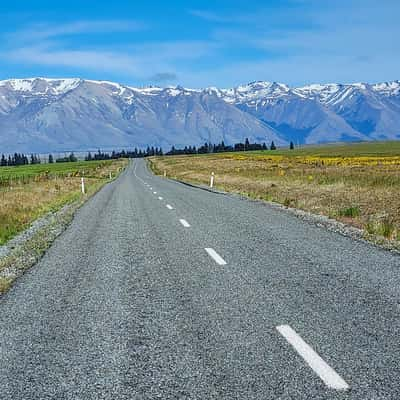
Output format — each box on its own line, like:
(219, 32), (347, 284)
(48, 154), (54, 163)
(270, 141), (276, 150)
(289, 141), (294, 150)
(0, 154), (7, 166)
(69, 152), (77, 162)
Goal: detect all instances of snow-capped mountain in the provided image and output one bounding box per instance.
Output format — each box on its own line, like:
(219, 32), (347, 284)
(0, 77), (399, 153)
(0, 78), (282, 153)
(213, 80), (400, 144)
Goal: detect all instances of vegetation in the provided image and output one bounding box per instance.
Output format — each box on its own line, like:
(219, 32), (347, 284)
(165, 139), (274, 155)
(0, 159), (127, 244)
(150, 141), (400, 245)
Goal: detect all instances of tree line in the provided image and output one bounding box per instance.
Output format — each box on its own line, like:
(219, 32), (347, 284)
(0, 153), (42, 167)
(1, 139), (294, 167)
(83, 139), (285, 160)
(165, 138), (288, 156)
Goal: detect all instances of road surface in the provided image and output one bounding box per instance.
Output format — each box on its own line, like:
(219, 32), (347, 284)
(0, 159), (400, 399)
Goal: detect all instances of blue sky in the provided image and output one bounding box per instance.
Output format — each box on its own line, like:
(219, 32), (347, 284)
(0, 0), (399, 88)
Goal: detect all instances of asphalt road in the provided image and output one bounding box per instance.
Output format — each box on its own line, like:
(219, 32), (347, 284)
(1, 159), (400, 399)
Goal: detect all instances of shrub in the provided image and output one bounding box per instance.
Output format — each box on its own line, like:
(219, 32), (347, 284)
(380, 218), (396, 239)
(338, 206), (361, 218)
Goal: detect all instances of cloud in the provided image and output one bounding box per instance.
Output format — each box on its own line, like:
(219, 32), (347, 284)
(188, 9), (234, 23)
(5, 44), (142, 76)
(149, 72), (177, 83)
(1, 18), (217, 82)
(7, 20), (146, 43)
(1, 1), (399, 88)
(2, 39), (216, 81)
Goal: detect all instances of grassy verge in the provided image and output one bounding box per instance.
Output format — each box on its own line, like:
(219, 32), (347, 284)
(149, 141), (400, 245)
(0, 159), (127, 245)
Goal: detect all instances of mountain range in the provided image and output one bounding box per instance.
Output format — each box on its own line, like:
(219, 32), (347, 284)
(0, 78), (399, 153)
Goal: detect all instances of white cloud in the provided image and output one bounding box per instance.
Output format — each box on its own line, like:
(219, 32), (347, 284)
(8, 20), (146, 42)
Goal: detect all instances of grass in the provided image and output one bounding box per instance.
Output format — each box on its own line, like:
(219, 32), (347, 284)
(149, 141), (400, 245)
(0, 159), (127, 245)
(338, 206), (361, 218)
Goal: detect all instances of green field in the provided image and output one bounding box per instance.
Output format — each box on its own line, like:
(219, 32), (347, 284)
(249, 140), (400, 157)
(0, 160), (116, 185)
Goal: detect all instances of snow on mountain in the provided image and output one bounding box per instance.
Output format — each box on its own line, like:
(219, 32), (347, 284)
(0, 79), (283, 153)
(214, 80), (400, 144)
(0, 77), (399, 153)
(372, 81), (400, 96)
(0, 78), (82, 96)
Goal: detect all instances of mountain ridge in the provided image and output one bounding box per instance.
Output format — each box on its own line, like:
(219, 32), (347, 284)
(0, 77), (399, 153)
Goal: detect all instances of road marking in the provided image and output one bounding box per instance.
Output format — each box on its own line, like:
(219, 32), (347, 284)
(205, 248), (227, 265)
(166, 204), (173, 210)
(158, 196), (163, 200)
(179, 219), (191, 228)
(276, 325), (349, 391)
(153, 191), (157, 194)
(150, 187), (152, 190)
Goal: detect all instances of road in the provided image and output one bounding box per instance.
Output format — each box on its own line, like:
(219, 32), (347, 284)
(0, 159), (400, 399)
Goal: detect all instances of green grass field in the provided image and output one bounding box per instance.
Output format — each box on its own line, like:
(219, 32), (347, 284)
(248, 140), (400, 157)
(0, 160), (116, 185)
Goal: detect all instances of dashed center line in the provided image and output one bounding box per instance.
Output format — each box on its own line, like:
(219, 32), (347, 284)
(153, 191), (157, 194)
(179, 219), (191, 228)
(166, 204), (174, 210)
(158, 196), (163, 200)
(205, 248), (227, 265)
(276, 325), (349, 391)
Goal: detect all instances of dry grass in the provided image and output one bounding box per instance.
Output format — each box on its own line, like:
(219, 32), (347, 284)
(0, 159), (127, 244)
(150, 148), (400, 242)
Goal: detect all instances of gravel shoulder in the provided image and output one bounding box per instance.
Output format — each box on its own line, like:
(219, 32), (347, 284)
(0, 178), (117, 295)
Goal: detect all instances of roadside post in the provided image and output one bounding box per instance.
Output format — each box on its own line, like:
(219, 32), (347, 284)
(210, 172), (215, 188)
(81, 177), (85, 194)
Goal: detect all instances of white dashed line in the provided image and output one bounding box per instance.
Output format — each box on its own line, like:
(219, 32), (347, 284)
(158, 196), (163, 200)
(205, 248), (227, 265)
(153, 191), (157, 194)
(179, 219), (191, 228)
(276, 325), (349, 391)
(166, 204), (173, 210)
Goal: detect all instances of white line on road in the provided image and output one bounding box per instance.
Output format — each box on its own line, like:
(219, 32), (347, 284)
(158, 196), (163, 200)
(205, 248), (227, 265)
(276, 325), (349, 391)
(179, 219), (191, 228)
(166, 204), (173, 210)
(153, 191), (157, 194)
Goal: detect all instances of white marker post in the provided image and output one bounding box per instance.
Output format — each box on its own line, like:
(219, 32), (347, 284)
(164, 170), (167, 177)
(210, 172), (215, 188)
(109, 172), (112, 179)
(81, 177), (85, 194)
